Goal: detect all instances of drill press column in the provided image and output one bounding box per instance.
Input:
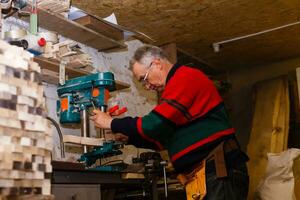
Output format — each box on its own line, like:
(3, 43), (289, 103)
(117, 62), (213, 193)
(81, 109), (90, 153)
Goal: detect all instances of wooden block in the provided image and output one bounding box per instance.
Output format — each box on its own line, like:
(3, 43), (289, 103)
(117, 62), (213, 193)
(0, 161), (13, 170)
(0, 187), (19, 196)
(45, 164), (52, 173)
(0, 127), (22, 137)
(18, 112), (38, 123)
(0, 75), (29, 90)
(63, 135), (80, 144)
(0, 136), (12, 145)
(0, 180), (14, 187)
(0, 108), (18, 120)
(121, 173), (145, 180)
(0, 152), (24, 163)
(19, 87), (38, 99)
(0, 83), (17, 95)
(20, 137), (32, 147)
(0, 92), (15, 101)
(0, 118), (21, 129)
(41, 179), (51, 195)
(24, 120), (48, 132)
(63, 135), (105, 146)
(0, 64), (7, 74)
(28, 61), (41, 74)
(0, 170), (24, 179)
(32, 156), (43, 164)
(0, 55), (28, 71)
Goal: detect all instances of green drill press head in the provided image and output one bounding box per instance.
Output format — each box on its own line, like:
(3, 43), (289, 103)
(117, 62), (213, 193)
(56, 72), (116, 124)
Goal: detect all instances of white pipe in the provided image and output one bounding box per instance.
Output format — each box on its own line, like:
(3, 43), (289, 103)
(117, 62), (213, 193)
(212, 21), (300, 52)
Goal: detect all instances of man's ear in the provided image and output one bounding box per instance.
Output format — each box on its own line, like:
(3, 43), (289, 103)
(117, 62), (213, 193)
(154, 59), (163, 70)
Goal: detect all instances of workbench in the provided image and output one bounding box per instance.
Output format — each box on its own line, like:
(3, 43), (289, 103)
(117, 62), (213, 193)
(51, 161), (148, 200)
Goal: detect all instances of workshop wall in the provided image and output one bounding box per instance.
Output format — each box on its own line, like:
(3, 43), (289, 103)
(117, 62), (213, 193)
(4, 17), (158, 163)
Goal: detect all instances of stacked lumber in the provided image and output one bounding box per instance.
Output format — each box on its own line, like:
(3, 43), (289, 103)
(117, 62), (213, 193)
(0, 40), (52, 199)
(43, 40), (94, 73)
(247, 76), (290, 199)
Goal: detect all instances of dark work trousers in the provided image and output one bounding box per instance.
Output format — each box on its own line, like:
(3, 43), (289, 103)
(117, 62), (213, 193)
(204, 154), (249, 200)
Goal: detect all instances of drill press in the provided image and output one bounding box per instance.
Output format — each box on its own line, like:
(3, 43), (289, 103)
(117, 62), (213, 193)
(56, 72), (125, 171)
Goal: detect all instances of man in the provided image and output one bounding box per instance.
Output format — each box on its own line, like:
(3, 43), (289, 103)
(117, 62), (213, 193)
(90, 45), (249, 200)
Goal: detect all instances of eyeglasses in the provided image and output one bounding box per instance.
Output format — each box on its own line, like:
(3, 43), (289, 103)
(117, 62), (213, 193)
(141, 62), (153, 85)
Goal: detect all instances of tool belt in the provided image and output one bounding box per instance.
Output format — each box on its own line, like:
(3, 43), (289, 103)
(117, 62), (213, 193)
(177, 139), (240, 200)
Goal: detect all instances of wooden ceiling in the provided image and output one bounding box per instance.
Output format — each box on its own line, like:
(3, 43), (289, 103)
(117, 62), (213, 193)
(72, 0), (300, 73)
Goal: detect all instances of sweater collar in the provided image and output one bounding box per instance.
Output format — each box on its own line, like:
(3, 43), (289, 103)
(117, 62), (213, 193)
(166, 63), (182, 84)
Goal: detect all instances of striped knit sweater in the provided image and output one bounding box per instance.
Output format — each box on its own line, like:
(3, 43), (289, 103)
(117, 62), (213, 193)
(111, 63), (236, 172)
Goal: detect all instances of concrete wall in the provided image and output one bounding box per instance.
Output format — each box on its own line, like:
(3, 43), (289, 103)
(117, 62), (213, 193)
(227, 57), (300, 150)
(4, 17), (157, 162)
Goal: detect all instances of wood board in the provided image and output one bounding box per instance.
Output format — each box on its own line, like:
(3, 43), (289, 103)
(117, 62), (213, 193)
(63, 135), (105, 146)
(74, 15), (124, 41)
(247, 76), (290, 199)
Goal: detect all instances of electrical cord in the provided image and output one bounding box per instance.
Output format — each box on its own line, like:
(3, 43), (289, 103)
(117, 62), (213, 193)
(46, 116), (65, 158)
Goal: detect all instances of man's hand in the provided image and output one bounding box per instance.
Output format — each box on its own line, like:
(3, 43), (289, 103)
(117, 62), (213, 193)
(90, 109), (113, 129)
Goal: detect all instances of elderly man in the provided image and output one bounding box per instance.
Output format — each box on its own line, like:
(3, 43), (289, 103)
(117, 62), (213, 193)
(91, 45), (249, 200)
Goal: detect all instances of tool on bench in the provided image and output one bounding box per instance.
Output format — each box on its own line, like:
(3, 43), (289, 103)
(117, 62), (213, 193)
(56, 72), (128, 172)
(133, 152), (169, 199)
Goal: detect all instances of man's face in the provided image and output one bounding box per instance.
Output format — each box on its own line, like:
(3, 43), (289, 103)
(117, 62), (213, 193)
(132, 60), (165, 92)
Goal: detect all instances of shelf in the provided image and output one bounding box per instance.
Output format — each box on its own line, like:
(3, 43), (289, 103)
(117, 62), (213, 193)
(18, 7), (127, 51)
(74, 15), (124, 42)
(34, 56), (130, 91)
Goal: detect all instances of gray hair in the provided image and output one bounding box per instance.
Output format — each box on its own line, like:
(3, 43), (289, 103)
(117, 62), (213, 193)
(129, 45), (168, 69)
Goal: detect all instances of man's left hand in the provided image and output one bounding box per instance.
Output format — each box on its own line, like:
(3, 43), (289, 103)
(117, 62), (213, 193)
(90, 109), (113, 129)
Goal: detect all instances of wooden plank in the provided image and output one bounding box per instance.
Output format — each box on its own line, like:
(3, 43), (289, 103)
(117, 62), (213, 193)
(247, 76), (290, 199)
(270, 79), (289, 152)
(63, 135), (105, 146)
(74, 15), (124, 41)
(115, 80), (130, 91)
(34, 57), (89, 79)
(17, 7), (126, 51)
